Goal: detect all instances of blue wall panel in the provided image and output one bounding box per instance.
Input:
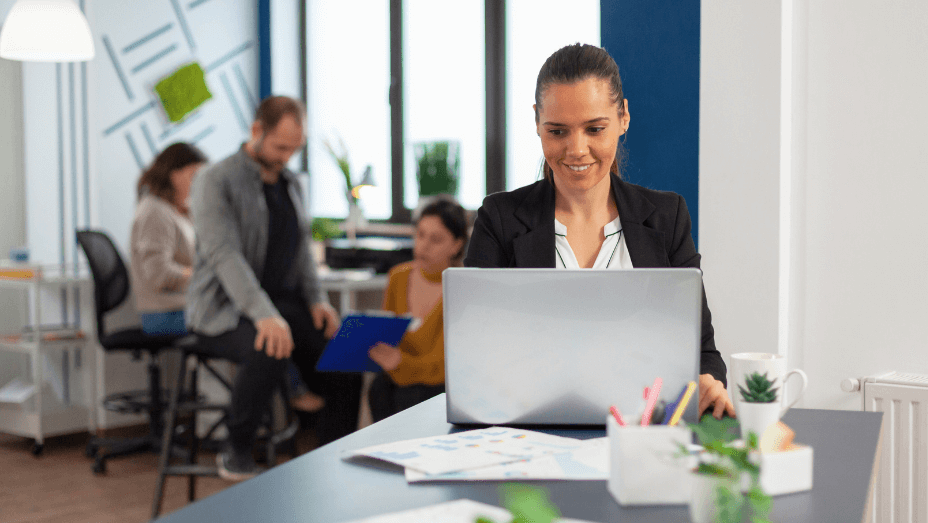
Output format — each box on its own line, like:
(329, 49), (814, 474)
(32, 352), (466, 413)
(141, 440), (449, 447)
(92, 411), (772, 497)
(600, 1), (701, 247)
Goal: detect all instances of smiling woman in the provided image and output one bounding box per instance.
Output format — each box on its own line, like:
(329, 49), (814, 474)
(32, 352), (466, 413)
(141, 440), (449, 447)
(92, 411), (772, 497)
(464, 43), (736, 420)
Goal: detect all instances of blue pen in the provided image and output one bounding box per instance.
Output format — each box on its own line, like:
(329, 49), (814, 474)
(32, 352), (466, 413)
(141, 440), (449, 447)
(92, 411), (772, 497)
(661, 383), (692, 425)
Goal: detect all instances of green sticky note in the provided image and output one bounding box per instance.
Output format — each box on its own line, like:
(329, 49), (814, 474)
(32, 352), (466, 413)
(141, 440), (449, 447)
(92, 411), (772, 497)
(155, 62), (212, 123)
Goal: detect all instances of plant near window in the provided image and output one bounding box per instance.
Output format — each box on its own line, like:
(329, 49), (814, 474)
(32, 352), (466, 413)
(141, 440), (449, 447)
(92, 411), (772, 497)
(739, 372), (780, 403)
(311, 217), (343, 242)
(682, 415), (772, 523)
(323, 136), (361, 205)
(414, 140), (460, 197)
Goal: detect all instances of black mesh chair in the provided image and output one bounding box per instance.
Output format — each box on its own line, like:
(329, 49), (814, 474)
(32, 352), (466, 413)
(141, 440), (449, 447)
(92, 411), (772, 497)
(76, 229), (184, 474)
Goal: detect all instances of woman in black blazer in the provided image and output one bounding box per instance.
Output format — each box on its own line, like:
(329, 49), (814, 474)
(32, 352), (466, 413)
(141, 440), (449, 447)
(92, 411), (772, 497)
(464, 43), (735, 419)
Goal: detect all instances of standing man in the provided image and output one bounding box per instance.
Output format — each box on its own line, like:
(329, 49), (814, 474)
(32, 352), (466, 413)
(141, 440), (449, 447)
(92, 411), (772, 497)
(186, 96), (361, 480)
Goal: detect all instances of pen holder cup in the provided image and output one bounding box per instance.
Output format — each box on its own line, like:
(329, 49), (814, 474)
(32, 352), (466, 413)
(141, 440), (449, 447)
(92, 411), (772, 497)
(607, 417), (694, 506)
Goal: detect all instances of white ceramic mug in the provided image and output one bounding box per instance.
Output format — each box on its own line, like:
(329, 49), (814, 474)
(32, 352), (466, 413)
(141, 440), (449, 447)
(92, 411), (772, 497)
(731, 353), (807, 438)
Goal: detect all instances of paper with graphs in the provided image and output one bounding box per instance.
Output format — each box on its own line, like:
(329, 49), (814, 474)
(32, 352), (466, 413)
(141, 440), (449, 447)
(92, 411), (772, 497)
(345, 427), (587, 476)
(405, 437), (609, 482)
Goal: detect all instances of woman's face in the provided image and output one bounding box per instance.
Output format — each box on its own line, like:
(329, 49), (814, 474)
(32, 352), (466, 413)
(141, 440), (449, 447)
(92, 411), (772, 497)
(534, 77), (629, 193)
(171, 162), (202, 206)
(414, 215), (464, 272)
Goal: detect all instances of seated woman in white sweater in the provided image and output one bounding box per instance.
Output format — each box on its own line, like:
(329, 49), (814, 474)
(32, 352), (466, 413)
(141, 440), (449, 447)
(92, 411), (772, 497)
(131, 142), (206, 336)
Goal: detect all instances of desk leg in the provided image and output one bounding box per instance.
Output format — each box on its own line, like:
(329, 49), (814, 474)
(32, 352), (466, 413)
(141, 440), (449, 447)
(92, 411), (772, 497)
(340, 292), (350, 315)
(357, 372), (376, 430)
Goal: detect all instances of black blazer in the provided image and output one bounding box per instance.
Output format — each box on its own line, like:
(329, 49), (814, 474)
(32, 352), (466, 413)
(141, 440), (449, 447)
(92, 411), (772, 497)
(463, 173), (727, 385)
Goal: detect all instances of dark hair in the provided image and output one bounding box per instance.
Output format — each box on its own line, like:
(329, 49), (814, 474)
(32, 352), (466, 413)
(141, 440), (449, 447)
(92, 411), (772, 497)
(137, 142), (207, 202)
(534, 43), (627, 180)
(415, 196), (470, 265)
(254, 96), (305, 131)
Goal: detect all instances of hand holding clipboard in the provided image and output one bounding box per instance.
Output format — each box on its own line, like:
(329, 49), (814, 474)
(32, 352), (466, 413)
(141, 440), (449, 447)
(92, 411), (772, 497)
(315, 313), (415, 373)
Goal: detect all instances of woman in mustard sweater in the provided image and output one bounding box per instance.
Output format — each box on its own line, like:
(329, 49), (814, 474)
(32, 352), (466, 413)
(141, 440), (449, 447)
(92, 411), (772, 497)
(367, 197), (469, 421)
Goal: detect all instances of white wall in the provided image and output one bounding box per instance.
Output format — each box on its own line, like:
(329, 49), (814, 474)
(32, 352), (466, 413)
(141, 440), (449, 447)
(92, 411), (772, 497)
(0, 58), (26, 272)
(0, 55), (27, 387)
(799, 0), (928, 410)
(701, 0), (928, 410)
(13, 0), (259, 428)
(700, 3), (782, 370)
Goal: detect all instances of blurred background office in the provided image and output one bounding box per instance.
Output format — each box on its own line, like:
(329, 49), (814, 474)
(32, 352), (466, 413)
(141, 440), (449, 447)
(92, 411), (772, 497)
(0, 0), (926, 521)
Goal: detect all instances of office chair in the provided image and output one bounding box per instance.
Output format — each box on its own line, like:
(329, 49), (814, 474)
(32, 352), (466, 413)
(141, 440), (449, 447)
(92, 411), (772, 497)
(76, 229), (184, 474)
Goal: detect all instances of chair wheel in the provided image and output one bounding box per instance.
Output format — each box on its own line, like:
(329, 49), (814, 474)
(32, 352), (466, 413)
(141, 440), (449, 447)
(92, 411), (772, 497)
(31, 442), (44, 456)
(92, 458), (106, 474)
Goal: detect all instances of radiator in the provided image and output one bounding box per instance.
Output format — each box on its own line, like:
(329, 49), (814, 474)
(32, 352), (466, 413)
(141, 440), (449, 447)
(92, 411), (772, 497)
(844, 372), (928, 523)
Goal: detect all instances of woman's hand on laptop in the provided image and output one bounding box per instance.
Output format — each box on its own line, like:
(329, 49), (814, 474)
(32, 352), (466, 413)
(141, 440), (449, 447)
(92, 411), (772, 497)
(698, 374), (736, 420)
(369, 343), (402, 371)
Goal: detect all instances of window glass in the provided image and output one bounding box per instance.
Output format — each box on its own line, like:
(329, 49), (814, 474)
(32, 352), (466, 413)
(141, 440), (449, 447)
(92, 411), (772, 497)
(506, 0), (600, 191)
(306, 0), (391, 219)
(403, 0), (485, 211)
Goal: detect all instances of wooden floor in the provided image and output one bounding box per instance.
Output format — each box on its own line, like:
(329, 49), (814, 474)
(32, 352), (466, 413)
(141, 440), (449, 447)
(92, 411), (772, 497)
(0, 426), (320, 523)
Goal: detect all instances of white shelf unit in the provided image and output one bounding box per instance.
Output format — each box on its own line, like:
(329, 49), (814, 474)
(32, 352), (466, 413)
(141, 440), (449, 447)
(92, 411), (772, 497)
(0, 266), (95, 454)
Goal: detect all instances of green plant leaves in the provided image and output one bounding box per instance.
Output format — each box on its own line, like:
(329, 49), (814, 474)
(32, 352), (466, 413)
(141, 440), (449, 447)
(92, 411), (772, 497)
(690, 414), (739, 446)
(715, 482), (744, 523)
(415, 141), (460, 196)
(738, 372), (779, 403)
(747, 486), (773, 523)
(475, 484), (562, 523)
(687, 413), (771, 523)
(323, 137), (356, 203)
(311, 217), (342, 242)
(502, 484), (561, 523)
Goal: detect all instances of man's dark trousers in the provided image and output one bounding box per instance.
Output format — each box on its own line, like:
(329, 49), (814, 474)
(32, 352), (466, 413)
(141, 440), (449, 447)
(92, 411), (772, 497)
(196, 298), (362, 453)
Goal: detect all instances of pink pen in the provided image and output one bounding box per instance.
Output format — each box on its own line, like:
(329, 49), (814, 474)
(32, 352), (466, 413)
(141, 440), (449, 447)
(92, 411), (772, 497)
(640, 377), (663, 426)
(609, 405), (627, 427)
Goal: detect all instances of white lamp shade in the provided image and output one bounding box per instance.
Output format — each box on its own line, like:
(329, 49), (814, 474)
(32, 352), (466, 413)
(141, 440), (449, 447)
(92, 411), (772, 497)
(0, 0), (95, 62)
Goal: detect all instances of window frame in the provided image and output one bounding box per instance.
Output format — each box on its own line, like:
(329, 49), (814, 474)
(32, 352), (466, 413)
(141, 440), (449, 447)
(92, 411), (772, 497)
(299, 0), (506, 223)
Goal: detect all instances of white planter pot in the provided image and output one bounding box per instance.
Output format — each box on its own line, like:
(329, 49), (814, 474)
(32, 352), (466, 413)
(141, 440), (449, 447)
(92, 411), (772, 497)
(689, 472), (741, 523)
(736, 401), (782, 441)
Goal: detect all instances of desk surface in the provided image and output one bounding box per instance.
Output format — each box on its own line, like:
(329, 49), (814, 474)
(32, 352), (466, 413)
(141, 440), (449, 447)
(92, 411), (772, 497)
(155, 395), (883, 523)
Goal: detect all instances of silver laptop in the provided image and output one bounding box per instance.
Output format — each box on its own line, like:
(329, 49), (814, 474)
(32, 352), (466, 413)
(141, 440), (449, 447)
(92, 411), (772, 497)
(443, 268), (702, 425)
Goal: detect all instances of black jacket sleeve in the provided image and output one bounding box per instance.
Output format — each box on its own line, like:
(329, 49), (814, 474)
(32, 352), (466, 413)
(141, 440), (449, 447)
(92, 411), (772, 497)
(666, 195), (727, 386)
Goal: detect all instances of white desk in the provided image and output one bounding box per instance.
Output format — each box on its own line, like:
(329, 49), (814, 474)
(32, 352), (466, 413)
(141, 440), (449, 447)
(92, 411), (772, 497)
(317, 269), (388, 314)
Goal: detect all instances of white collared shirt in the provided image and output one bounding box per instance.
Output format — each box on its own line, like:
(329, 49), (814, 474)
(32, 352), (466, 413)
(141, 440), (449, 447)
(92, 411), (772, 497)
(554, 217), (634, 269)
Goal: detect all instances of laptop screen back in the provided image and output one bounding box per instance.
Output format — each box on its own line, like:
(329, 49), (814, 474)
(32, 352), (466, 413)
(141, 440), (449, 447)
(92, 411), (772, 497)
(443, 268), (702, 425)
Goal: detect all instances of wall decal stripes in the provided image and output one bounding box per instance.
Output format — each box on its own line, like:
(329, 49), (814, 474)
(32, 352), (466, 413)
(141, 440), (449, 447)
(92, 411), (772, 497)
(102, 35), (135, 101)
(122, 23), (175, 54)
(169, 0), (197, 51)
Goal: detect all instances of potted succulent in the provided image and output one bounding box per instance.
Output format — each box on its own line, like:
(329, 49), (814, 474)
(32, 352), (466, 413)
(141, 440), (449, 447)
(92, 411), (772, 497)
(683, 415), (772, 523)
(736, 372), (782, 441)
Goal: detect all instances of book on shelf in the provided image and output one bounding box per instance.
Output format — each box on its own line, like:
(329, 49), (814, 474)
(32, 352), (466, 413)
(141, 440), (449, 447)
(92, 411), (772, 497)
(1, 326), (85, 344)
(0, 263), (42, 280)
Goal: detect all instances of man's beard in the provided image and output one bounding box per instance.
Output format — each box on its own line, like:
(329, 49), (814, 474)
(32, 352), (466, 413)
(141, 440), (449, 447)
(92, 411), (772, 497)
(254, 136), (285, 174)
(255, 152), (284, 173)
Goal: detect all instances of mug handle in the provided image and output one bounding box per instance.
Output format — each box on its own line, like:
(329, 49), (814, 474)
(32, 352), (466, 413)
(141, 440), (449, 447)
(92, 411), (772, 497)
(780, 368), (808, 416)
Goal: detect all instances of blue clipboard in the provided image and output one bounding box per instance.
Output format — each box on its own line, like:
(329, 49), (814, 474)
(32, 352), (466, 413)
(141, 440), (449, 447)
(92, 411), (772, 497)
(315, 313), (413, 372)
